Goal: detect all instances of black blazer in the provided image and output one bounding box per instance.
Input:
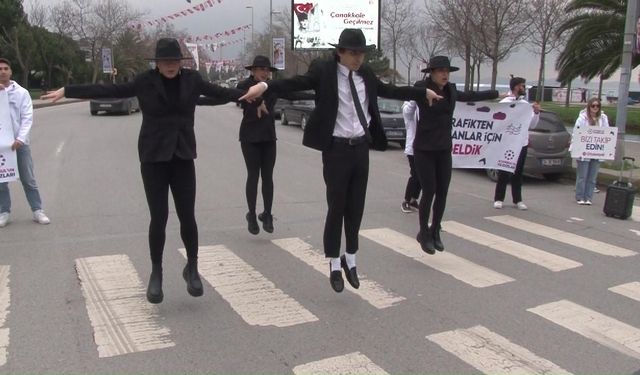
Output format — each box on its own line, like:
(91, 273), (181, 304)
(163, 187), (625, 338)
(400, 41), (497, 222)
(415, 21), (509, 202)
(266, 56), (428, 151)
(65, 68), (243, 162)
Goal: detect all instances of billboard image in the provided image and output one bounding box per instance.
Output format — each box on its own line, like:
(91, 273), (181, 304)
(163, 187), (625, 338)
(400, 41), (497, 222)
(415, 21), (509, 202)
(291, 0), (380, 50)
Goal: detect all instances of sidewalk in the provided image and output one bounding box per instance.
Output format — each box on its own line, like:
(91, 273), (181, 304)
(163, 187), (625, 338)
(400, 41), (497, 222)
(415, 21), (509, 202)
(596, 139), (639, 186)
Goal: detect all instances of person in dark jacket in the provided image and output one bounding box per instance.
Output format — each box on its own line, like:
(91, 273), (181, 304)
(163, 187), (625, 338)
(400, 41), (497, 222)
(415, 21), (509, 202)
(41, 38), (244, 304)
(199, 56), (313, 235)
(406, 56), (498, 254)
(240, 28), (442, 293)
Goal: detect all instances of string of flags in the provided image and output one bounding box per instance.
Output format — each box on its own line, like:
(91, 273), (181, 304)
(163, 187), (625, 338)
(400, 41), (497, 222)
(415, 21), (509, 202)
(128, 0), (224, 29)
(179, 25), (251, 43)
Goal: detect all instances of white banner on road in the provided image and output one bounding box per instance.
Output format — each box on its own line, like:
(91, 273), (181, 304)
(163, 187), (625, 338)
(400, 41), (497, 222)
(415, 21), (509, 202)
(452, 102), (533, 173)
(0, 90), (18, 183)
(570, 126), (617, 160)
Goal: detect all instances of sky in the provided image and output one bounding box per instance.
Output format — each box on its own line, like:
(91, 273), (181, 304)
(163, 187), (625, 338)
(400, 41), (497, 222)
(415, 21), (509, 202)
(21, 0), (640, 93)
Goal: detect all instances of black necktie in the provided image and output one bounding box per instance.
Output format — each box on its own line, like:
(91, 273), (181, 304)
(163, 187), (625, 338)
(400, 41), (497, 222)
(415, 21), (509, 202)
(348, 71), (371, 141)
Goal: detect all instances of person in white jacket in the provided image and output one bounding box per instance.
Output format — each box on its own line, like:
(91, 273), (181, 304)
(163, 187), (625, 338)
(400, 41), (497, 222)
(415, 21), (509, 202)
(493, 77), (540, 210)
(400, 100), (421, 213)
(0, 58), (50, 227)
(571, 97), (609, 205)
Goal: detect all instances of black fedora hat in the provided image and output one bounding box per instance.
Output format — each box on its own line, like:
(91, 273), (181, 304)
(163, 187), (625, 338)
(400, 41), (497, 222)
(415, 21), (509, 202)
(329, 28), (375, 52)
(421, 55), (459, 73)
(146, 38), (192, 60)
(245, 55), (277, 72)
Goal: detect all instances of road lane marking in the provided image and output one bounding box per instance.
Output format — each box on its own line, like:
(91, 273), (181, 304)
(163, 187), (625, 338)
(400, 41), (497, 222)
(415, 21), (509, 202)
(178, 246), (318, 327)
(443, 221), (582, 272)
(292, 352), (388, 374)
(427, 325), (572, 374)
(609, 282), (640, 301)
(360, 228), (514, 288)
(486, 215), (637, 257)
(271, 238), (405, 309)
(55, 141), (65, 156)
(75, 255), (174, 358)
(0, 266), (9, 367)
(528, 299), (640, 359)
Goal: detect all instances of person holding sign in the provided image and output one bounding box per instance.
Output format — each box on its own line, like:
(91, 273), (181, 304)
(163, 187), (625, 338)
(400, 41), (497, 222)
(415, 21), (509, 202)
(0, 57), (51, 228)
(571, 98), (610, 205)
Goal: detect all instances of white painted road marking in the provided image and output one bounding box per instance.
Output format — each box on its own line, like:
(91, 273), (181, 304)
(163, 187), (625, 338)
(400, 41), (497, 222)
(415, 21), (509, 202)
(427, 325), (572, 374)
(75, 255), (175, 358)
(179, 246), (318, 327)
(0, 266), (9, 367)
(271, 238), (406, 309)
(360, 228), (514, 288)
(609, 282), (640, 302)
(293, 352), (389, 374)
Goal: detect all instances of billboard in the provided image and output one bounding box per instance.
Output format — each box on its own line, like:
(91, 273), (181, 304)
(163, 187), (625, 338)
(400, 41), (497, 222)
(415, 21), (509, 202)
(101, 48), (113, 74)
(291, 1), (380, 50)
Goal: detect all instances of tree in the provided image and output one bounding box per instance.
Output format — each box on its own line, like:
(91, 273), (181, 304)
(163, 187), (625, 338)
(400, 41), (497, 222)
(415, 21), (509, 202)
(381, 0), (415, 84)
(400, 22), (449, 85)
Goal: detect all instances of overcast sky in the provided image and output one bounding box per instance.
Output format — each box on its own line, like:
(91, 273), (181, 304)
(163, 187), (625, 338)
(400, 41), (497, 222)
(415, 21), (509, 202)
(22, 0), (640, 91)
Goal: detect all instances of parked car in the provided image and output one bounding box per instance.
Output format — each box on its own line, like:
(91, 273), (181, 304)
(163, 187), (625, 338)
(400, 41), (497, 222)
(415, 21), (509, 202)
(378, 98), (406, 148)
(280, 99), (315, 130)
(273, 98), (291, 119)
(485, 110), (572, 181)
(90, 97), (139, 115)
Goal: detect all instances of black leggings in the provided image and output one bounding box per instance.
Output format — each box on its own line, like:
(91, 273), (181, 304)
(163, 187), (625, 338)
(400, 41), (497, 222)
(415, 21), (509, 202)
(140, 159), (198, 265)
(404, 154), (421, 202)
(413, 149), (452, 234)
(240, 141), (276, 214)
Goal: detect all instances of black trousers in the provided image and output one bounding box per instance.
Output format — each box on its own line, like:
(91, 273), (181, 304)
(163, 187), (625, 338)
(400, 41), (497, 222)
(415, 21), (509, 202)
(494, 146), (528, 203)
(414, 149), (452, 235)
(140, 158), (198, 265)
(404, 155), (421, 202)
(240, 141), (276, 214)
(322, 141), (369, 258)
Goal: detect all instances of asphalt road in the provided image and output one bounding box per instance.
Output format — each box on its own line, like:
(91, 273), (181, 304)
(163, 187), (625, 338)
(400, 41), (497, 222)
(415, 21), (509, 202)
(0, 102), (639, 374)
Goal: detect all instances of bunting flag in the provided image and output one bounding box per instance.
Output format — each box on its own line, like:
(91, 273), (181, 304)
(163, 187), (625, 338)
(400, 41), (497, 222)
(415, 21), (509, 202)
(178, 25), (251, 43)
(128, 0), (223, 29)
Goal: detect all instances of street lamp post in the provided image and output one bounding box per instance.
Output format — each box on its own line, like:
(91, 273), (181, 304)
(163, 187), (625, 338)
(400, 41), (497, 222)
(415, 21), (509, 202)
(245, 6), (254, 44)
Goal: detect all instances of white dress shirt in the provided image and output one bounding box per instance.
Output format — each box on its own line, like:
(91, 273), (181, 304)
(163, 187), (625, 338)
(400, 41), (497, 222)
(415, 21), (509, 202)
(4, 80), (33, 145)
(333, 63), (370, 138)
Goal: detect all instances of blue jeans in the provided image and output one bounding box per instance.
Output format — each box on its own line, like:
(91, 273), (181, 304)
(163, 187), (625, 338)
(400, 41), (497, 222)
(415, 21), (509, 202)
(575, 159), (600, 201)
(0, 145), (43, 213)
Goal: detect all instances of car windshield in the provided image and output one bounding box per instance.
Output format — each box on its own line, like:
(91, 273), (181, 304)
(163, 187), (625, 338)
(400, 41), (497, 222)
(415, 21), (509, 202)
(378, 98), (403, 113)
(530, 111), (566, 133)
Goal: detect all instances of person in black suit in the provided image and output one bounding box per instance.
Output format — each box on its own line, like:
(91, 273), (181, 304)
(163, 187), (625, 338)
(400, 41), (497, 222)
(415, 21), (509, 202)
(240, 28), (442, 293)
(42, 38), (244, 304)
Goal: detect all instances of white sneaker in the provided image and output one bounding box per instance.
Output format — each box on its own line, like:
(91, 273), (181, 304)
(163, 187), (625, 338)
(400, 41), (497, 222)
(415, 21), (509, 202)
(577, 200), (586, 205)
(516, 202), (528, 210)
(0, 212), (9, 227)
(33, 210), (50, 225)
(585, 200), (592, 206)
(493, 201), (503, 209)
(594, 187), (600, 193)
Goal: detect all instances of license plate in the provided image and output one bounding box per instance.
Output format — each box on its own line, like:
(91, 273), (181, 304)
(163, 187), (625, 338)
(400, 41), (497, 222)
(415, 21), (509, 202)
(542, 158), (562, 166)
(385, 130), (403, 137)
(99, 104), (112, 108)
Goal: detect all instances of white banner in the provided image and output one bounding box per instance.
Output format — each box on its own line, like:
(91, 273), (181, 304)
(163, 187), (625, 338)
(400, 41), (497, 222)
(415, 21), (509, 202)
(452, 102), (533, 173)
(0, 90), (18, 183)
(101, 48), (113, 74)
(272, 37), (285, 70)
(570, 126), (617, 160)
(185, 42), (199, 71)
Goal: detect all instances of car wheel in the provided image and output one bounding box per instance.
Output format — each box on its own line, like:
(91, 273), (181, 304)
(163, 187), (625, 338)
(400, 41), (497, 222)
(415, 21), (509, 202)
(90, 110), (97, 116)
(300, 115), (307, 130)
(486, 169), (499, 182)
(543, 173), (563, 182)
(281, 111), (288, 125)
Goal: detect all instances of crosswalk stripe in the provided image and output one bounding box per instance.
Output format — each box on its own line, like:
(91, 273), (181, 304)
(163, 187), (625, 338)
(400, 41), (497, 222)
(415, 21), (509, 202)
(359, 228), (514, 288)
(0, 266), (9, 367)
(271, 238), (406, 309)
(486, 215), (637, 257)
(179, 246), (318, 327)
(528, 299), (640, 360)
(75, 255), (175, 358)
(292, 352), (388, 374)
(427, 325), (572, 374)
(443, 221), (582, 272)
(609, 282), (640, 302)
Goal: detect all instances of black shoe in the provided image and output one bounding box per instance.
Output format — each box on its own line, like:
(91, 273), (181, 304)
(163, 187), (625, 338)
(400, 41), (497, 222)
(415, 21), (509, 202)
(433, 229), (444, 252)
(146, 266), (163, 304)
(258, 212), (274, 233)
(417, 230), (436, 255)
(340, 255), (360, 289)
(329, 263), (344, 293)
(183, 260), (204, 297)
(246, 212), (259, 235)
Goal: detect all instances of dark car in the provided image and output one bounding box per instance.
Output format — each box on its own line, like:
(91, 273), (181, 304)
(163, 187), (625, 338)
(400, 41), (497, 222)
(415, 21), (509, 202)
(280, 99), (315, 130)
(90, 97), (139, 115)
(273, 98), (291, 119)
(378, 98), (406, 148)
(486, 110), (572, 181)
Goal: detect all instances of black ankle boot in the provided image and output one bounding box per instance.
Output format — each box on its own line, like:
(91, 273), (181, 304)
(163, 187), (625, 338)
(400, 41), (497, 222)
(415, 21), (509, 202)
(147, 264), (163, 304)
(418, 230), (436, 254)
(183, 259), (204, 297)
(258, 212), (274, 233)
(433, 228), (444, 251)
(246, 212), (259, 235)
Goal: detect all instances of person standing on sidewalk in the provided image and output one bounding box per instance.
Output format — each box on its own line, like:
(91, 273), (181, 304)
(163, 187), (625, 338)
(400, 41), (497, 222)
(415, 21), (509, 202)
(493, 77), (540, 211)
(0, 57), (51, 228)
(400, 100), (420, 213)
(571, 97), (609, 205)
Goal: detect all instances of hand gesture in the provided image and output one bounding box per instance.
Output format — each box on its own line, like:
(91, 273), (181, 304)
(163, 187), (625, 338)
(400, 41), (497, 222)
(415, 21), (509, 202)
(425, 88), (443, 106)
(532, 101), (541, 114)
(257, 102), (269, 118)
(41, 88), (65, 102)
(239, 83), (267, 103)
(11, 140), (23, 151)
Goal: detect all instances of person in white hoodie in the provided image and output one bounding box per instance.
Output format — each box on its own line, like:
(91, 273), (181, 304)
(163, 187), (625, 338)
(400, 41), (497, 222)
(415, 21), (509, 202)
(493, 77), (540, 210)
(0, 57), (50, 228)
(571, 97), (609, 205)
(400, 100), (421, 213)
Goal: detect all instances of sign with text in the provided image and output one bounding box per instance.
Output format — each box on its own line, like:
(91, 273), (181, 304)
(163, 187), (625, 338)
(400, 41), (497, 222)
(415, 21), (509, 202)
(272, 37), (286, 70)
(0, 90), (18, 183)
(570, 126), (617, 160)
(291, 0), (380, 50)
(452, 102), (533, 173)
(101, 48), (113, 74)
